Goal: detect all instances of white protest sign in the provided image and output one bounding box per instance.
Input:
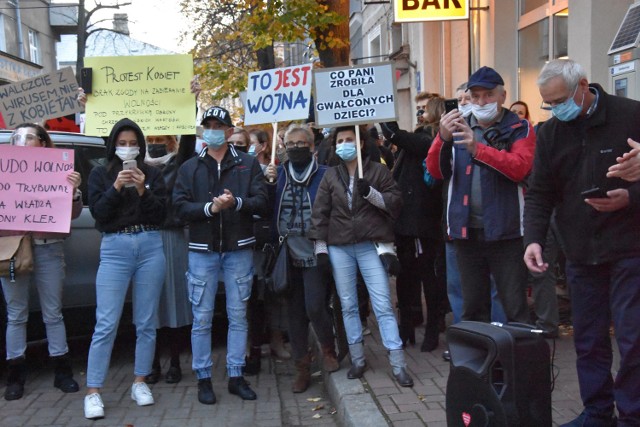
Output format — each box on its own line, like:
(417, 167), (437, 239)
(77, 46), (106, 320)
(313, 63), (398, 127)
(244, 64), (313, 125)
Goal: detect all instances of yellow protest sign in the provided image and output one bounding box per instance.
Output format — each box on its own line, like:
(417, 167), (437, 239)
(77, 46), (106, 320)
(84, 54), (195, 136)
(394, 0), (469, 23)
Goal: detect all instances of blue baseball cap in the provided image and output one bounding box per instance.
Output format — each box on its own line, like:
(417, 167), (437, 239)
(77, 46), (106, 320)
(467, 66), (504, 90)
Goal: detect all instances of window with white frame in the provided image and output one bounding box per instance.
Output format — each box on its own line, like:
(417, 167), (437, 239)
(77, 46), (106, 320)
(368, 25), (381, 64)
(28, 29), (40, 64)
(0, 15), (6, 52)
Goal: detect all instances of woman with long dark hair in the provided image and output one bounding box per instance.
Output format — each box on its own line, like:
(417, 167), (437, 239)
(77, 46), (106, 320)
(83, 118), (167, 420)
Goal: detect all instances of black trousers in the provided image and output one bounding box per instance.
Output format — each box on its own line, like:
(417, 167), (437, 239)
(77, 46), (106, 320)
(453, 230), (529, 323)
(395, 235), (447, 328)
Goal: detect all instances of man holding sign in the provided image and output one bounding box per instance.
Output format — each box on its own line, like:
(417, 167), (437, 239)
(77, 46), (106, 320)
(173, 106), (269, 405)
(1, 123), (82, 401)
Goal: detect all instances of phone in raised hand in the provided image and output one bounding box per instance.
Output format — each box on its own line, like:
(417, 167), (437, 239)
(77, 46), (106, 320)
(122, 159), (136, 187)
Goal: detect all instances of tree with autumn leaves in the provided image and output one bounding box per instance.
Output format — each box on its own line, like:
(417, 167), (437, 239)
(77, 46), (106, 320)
(180, 0), (349, 102)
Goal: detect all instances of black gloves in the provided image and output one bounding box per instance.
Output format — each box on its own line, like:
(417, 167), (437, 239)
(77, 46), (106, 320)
(356, 178), (371, 198)
(380, 121), (400, 140)
(316, 253), (332, 282)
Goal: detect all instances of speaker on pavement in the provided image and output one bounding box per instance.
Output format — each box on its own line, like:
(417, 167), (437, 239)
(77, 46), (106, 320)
(445, 321), (551, 427)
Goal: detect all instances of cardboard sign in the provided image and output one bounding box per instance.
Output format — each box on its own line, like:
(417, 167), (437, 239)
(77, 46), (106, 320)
(244, 64), (313, 125)
(313, 63), (398, 127)
(394, 0), (469, 23)
(84, 54), (195, 136)
(0, 145), (75, 233)
(0, 67), (82, 129)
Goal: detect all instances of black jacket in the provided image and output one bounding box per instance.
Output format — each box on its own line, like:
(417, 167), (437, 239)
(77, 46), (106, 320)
(88, 118), (167, 233)
(389, 126), (443, 239)
(173, 144), (269, 253)
(524, 84), (640, 264)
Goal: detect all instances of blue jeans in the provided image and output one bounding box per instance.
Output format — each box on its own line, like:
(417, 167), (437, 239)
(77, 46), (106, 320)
(567, 257), (640, 425)
(86, 231), (165, 388)
(329, 242), (403, 351)
(445, 242), (506, 324)
(187, 249), (253, 379)
(2, 242), (68, 359)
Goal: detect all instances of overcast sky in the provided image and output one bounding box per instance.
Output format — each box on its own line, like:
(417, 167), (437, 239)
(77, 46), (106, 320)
(53, 0), (194, 53)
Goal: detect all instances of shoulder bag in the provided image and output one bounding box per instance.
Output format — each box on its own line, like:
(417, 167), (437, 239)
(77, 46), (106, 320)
(0, 234), (34, 282)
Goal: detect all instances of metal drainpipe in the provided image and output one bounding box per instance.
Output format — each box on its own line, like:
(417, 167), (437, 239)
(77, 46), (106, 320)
(12, 0), (25, 59)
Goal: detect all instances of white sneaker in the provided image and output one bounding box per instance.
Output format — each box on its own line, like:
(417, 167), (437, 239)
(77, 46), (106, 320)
(131, 382), (154, 406)
(84, 393), (105, 419)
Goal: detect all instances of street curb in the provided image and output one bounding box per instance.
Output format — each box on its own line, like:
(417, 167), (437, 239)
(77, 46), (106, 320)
(311, 330), (389, 427)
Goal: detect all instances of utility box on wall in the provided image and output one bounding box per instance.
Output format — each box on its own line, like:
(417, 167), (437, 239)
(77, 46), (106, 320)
(609, 2), (640, 100)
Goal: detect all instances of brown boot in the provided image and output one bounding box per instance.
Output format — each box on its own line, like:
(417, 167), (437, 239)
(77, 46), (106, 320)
(321, 344), (340, 373)
(292, 354), (311, 393)
(270, 329), (291, 360)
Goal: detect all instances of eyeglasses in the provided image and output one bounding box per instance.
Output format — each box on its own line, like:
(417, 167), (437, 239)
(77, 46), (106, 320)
(285, 141), (309, 149)
(10, 133), (40, 146)
(540, 84), (578, 111)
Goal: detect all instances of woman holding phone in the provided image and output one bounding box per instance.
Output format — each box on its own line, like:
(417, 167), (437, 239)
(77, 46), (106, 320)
(83, 118), (167, 420)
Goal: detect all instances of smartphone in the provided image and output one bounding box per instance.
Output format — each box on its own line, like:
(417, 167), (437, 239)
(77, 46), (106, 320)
(445, 98), (459, 114)
(580, 187), (608, 199)
(80, 68), (93, 94)
(122, 160), (136, 187)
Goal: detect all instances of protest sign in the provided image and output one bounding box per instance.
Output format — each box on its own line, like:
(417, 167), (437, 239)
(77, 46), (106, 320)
(244, 64), (313, 125)
(313, 63), (398, 127)
(0, 145), (75, 233)
(84, 54), (195, 136)
(0, 67), (82, 129)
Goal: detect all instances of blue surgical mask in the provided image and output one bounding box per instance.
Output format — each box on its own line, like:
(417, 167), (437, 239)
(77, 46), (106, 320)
(551, 86), (584, 122)
(458, 103), (473, 118)
(335, 142), (357, 161)
(248, 145), (257, 155)
(203, 129), (226, 149)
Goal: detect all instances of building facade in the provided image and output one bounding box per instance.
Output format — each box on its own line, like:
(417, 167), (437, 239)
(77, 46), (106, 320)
(351, 0), (634, 129)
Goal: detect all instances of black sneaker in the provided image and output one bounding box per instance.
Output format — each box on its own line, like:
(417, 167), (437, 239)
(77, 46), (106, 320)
(197, 379), (216, 405)
(228, 376), (257, 400)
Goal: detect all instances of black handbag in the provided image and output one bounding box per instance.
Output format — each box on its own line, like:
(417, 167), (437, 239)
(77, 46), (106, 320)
(264, 235), (291, 295)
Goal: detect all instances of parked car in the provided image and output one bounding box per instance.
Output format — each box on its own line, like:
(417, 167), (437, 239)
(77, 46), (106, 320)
(0, 130), (108, 353)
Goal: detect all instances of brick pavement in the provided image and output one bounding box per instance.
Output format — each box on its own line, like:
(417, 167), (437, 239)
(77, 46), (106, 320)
(326, 300), (621, 427)
(0, 334), (339, 427)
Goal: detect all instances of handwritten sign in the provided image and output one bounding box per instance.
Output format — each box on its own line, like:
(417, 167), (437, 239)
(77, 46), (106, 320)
(0, 67), (82, 129)
(244, 65), (313, 125)
(0, 145), (75, 233)
(84, 54), (195, 136)
(313, 63), (398, 127)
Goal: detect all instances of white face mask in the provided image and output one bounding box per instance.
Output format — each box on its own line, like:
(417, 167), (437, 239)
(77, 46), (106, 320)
(472, 102), (499, 123)
(458, 103), (473, 118)
(115, 146), (140, 161)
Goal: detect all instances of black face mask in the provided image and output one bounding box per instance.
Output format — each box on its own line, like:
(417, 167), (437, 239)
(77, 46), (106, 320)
(287, 147), (312, 168)
(233, 145), (248, 153)
(147, 144), (168, 158)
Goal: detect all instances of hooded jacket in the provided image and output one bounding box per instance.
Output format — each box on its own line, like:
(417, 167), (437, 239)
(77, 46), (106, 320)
(173, 144), (269, 253)
(87, 118), (167, 233)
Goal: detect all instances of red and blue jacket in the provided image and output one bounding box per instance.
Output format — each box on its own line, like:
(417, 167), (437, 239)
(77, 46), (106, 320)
(426, 109), (535, 241)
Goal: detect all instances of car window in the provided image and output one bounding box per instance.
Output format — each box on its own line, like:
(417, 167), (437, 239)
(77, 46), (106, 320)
(55, 143), (107, 205)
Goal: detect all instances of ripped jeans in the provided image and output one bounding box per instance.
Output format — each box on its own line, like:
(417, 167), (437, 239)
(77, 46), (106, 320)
(187, 249), (253, 379)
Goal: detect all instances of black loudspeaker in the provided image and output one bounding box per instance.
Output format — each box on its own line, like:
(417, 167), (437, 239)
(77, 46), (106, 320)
(445, 321), (551, 427)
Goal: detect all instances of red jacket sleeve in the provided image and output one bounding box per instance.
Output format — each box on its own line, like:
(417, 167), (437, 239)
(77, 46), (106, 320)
(472, 122), (536, 182)
(426, 132), (447, 179)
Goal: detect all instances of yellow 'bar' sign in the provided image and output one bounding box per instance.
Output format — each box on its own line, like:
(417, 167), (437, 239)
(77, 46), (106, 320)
(394, 0), (469, 23)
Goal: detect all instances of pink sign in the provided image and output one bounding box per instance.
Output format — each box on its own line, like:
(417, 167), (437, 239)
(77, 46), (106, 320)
(0, 144), (75, 233)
